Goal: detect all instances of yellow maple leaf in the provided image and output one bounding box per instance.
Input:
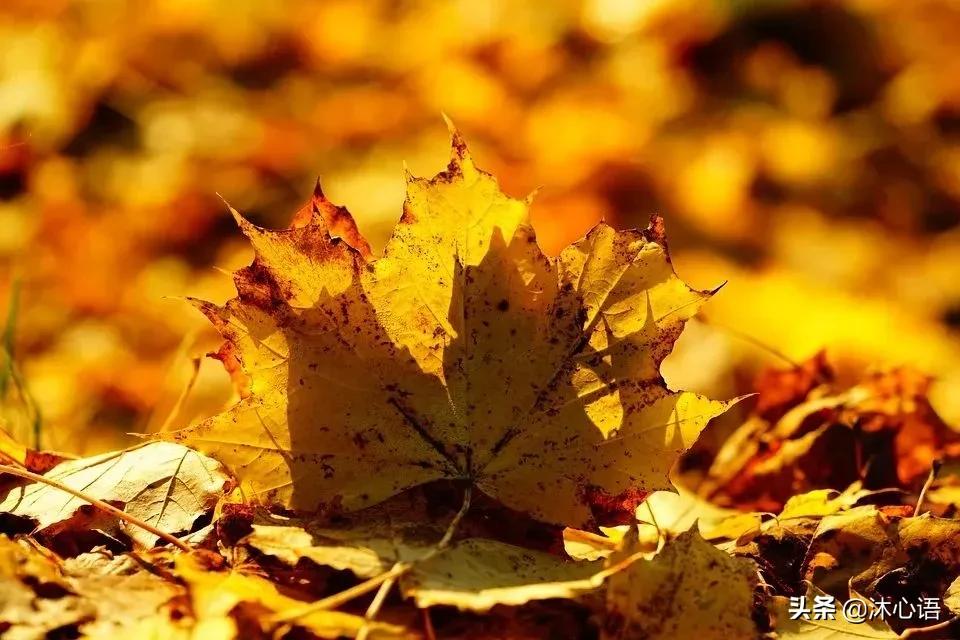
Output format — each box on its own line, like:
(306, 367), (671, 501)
(166, 127), (730, 527)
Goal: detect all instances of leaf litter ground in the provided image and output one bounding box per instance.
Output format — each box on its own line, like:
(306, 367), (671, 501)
(2, 128), (960, 639)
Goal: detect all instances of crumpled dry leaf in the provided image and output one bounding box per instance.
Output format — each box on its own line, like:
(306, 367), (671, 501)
(801, 504), (960, 621)
(701, 484), (880, 549)
(702, 356), (960, 512)
(710, 484), (884, 597)
(63, 548), (184, 639)
(846, 514), (960, 604)
(0, 535), (88, 640)
(0, 536), (182, 640)
(603, 528), (762, 640)
(167, 129), (731, 527)
(803, 505), (899, 600)
(0, 441), (230, 548)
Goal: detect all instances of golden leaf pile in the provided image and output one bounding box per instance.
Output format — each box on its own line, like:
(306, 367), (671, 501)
(2, 131), (960, 639)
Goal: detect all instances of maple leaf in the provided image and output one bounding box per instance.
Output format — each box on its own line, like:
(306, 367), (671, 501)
(165, 127), (730, 528)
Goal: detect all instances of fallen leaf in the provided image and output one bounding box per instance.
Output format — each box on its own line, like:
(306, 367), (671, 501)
(562, 526), (627, 561)
(62, 548), (183, 638)
(603, 528), (762, 639)
(167, 129), (730, 527)
(244, 519), (432, 579)
(0, 535), (89, 640)
(241, 505), (603, 612)
(174, 552), (408, 639)
(848, 514), (960, 604)
(778, 485), (879, 521)
(803, 506), (895, 599)
(0, 442), (231, 548)
(701, 512), (763, 541)
(401, 538), (602, 611)
(0, 536), (183, 639)
(0, 422), (66, 474)
(703, 358), (960, 512)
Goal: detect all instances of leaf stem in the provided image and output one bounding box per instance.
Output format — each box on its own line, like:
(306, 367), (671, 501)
(0, 464), (191, 552)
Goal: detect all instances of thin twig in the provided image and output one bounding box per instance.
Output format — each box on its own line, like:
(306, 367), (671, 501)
(157, 356), (202, 433)
(0, 464), (190, 552)
(915, 459), (942, 517)
(699, 317), (803, 369)
(277, 562), (408, 621)
(644, 499), (664, 545)
(356, 570), (398, 640)
(434, 484), (472, 551)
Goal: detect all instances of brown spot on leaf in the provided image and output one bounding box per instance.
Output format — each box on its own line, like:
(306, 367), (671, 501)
(579, 484), (649, 526)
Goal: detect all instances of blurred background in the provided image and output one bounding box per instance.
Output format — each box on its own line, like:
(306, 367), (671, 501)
(1, 0), (959, 454)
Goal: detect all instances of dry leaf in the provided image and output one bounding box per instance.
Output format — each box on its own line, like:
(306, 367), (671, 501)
(174, 552), (408, 639)
(400, 538), (601, 611)
(63, 549), (183, 638)
(803, 506), (895, 599)
(167, 129), (730, 527)
(244, 519), (433, 579)
(778, 485), (879, 521)
(703, 358), (960, 512)
(0, 536), (89, 640)
(0, 442), (230, 547)
(603, 528), (762, 640)
(0, 536), (183, 639)
(241, 508), (603, 612)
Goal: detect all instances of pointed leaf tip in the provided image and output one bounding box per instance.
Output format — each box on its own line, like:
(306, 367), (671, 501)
(311, 177), (325, 201)
(442, 115), (470, 163)
(525, 186), (542, 205)
(646, 214), (667, 248)
(226, 204), (257, 235)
